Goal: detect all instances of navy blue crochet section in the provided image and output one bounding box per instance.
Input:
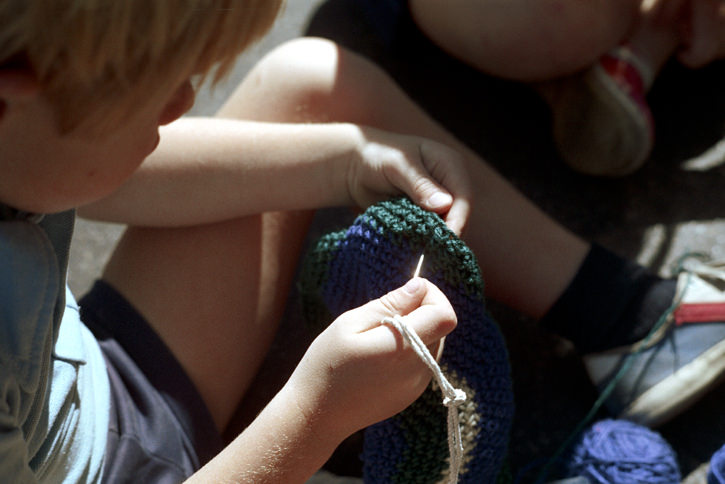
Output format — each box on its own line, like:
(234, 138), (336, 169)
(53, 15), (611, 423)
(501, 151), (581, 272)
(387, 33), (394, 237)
(299, 198), (514, 483)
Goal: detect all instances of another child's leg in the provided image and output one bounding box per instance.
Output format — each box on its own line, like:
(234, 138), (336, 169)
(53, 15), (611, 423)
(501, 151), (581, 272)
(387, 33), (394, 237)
(102, 170), (313, 431)
(407, 0), (640, 81)
(541, 0), (687, 174)
(407, 0), (683, 82)
(406, 0), (686, 176)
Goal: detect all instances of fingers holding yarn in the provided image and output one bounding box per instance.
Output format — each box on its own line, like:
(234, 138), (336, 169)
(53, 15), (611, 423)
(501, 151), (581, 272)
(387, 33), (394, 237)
(341, 277), (427, 333)
(360, 278), (457, 350)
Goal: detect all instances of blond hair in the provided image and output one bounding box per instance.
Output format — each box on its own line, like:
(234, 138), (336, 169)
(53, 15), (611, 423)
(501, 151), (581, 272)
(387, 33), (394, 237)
(0, 0), (283, 131)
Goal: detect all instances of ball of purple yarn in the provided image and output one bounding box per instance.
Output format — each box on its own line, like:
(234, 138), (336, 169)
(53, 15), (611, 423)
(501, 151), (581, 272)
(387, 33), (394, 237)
(566, 419), (680, 484)
(709, 443), (725, 484)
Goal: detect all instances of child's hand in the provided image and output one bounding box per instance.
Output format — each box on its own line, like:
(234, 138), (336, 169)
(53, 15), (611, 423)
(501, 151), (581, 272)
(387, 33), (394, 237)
(347, 127), (472, 235)
(286, 277), (457, 444)
(676, 0), (725, 68)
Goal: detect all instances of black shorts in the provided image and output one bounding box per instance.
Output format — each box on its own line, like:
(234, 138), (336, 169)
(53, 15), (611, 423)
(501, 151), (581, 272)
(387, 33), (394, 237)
(79, 280), (223, 484)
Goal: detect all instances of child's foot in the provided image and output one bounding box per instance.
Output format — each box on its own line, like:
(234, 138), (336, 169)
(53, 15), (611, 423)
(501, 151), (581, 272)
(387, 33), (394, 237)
(540, 45), (655, 176)
(584, 254), (725, 426)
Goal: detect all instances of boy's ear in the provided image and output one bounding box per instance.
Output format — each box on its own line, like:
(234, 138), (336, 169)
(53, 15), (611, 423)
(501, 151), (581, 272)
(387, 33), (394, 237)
(0, 68), (40, 120)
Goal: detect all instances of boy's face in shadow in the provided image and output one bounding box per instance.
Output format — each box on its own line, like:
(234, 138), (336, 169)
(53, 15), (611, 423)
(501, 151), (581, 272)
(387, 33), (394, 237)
(0, 74), (195, 214)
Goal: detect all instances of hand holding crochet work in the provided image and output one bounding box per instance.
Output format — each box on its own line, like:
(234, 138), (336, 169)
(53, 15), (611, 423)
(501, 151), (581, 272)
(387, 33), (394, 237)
(299, 197), (514, 483)
(286, 277), (457, 443)
(348, 127), (471, 235)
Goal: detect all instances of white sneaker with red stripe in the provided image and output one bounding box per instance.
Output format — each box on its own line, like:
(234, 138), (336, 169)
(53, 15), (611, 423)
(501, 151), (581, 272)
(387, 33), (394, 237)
(542, 44), (655, 176)
(584, 254), (725, 427)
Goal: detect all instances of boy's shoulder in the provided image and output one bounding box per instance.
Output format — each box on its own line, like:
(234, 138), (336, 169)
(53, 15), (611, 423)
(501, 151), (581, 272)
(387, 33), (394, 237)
(0, 208), (109, 481)
(0, 209), (73, 373)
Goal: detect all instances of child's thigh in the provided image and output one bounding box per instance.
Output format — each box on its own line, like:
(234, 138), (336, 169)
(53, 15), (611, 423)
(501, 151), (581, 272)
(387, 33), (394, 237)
(101, 209), (313, 432)
(408, 0), (639, 80)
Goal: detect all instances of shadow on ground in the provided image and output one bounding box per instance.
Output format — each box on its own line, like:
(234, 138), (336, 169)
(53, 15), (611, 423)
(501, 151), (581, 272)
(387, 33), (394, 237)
(300, 0), (725, 480)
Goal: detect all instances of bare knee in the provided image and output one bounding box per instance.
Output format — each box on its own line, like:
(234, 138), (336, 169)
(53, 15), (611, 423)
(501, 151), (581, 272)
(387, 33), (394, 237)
(410, 0), (640, 80)
(219, 38), (357, 122)
(217, 37), (395, 125)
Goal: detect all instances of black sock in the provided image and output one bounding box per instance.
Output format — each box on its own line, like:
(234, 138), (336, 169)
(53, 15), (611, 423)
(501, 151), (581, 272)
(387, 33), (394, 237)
(540, 243), (677, 353)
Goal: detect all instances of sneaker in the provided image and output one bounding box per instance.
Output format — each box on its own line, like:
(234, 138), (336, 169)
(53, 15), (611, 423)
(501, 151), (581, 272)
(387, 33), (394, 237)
(584, 254), (725, 427)
(541, 45), (655, 176)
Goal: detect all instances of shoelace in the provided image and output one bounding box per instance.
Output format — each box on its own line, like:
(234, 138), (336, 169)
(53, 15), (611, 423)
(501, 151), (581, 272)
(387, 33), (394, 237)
(679, 253), (725, 282)
(382, 314), (467, 484)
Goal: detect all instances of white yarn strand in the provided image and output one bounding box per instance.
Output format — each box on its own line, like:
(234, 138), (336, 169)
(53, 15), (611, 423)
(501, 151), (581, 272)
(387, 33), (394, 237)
(381, 314), (467, 484)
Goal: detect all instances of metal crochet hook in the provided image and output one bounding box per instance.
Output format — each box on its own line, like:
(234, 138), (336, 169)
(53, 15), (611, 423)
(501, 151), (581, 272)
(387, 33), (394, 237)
(413, 254), (424, 278)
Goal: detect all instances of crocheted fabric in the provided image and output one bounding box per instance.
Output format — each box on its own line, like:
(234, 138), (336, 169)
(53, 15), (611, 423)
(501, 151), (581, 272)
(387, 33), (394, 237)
(299, 198), (514, 483)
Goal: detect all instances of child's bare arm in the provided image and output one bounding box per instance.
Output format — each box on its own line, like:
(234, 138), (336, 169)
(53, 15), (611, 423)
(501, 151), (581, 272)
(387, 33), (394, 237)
(185, 278), (456, 483)
(183, 382), (340, 484)
(78, 118), (471, 234)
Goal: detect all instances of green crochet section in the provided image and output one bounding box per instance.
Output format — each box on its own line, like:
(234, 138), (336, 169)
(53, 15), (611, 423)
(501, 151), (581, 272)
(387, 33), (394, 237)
(361, 201), (484, 299)
(299, 198), (486, 332)
(393, 388), (448, 483)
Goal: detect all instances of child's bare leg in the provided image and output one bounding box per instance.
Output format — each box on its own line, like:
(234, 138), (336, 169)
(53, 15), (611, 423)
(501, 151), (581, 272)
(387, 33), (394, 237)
(233, 37), (588, 318)
(408, 0), (686, 82)
(407, 0), (640, 81)
(102, 118), (314, 432)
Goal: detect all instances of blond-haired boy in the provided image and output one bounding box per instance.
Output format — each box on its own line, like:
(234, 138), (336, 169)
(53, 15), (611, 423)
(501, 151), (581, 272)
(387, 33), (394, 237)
(0, 1), (469, 482)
